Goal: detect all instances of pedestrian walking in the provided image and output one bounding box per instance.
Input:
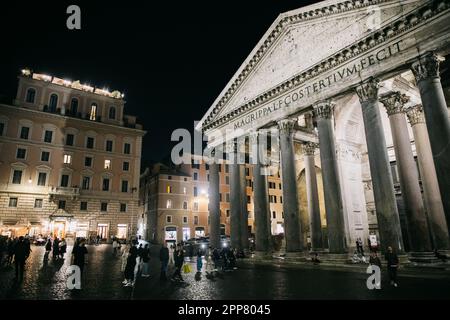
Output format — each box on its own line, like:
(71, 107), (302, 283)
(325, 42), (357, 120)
(13, 236), (31, 281)
(159, 243), (169, 280)
(52, 237), (60, 260)
(385, 246), (399, 287)
(59, 238), (67, 259)
(6, 237), (16, 265)
(121, 243), (129, 272)
(123, 240), (138, 287)
(141, 244), (150, 277)
(72, 238), (88, 276)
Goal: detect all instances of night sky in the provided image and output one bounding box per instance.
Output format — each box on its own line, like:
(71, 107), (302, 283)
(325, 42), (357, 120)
(0, 0), (319, 168)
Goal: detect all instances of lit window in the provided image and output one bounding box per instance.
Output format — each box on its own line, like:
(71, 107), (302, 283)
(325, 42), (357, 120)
(166, 199), (172, 209)
(166, 185), (172, 193)
(89, 103), (97, 120)
(104, 159), (111, 169)
(63, 154), (72, 164)
(183, 187), (186, 194)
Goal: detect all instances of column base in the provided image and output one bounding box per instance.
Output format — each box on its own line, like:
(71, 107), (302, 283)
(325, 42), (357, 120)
(318, 252), (351, 264)
(284, 251), (307, 261)
(253, 251), (273, 260)
(408, 251), (443, 264)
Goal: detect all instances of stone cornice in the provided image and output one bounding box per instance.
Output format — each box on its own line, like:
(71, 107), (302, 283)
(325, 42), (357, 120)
(405, 104), (426, 125)
(379, 91), (410, 115)
(202, 0), (449, 132)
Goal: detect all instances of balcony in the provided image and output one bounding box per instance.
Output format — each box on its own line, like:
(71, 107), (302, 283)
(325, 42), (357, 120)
(48, 186), (80, 199)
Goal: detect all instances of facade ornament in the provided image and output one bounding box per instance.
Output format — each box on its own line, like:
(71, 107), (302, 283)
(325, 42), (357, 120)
(379, 91), (410, 116)
(411, 52), (444, 82)
(302, 142), (318, 156)
(405, 104), (426, 126)
(277, 119), (296, 136)
(313, 101), (334, 120)
(355, 78), (380, 103)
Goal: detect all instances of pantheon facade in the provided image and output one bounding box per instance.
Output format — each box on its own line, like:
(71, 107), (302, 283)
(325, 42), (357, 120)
(197, 0), (450, 262)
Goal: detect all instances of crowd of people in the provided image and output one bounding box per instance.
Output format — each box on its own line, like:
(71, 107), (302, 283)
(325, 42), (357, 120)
(0, 235), (32, 280)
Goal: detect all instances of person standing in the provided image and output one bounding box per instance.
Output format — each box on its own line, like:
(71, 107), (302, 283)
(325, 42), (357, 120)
(141, 244), (151, 278)
(59, 238), (67, 259)
(159, 243), (169, 280)
(196, 250), (203, 272)
(112, 238), (119, 256)
(123, 240), (138, 287)
(6, 238), (15, 265)
(171, 244), (184, 282)
(13, 236), (31, 281)
(385, 246), (399, 287)
(52, 237), (60, 260)
(72, 238), (88, 278)
(168, 244), (175, 266)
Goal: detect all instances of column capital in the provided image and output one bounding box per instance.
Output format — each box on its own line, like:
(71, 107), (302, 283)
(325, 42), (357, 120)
(302, 142), (318, 156)
(411, 52), (444, 82)
(355, 78), (380, 103)
(379, 91), (410, 116)
(277, 119), (296, 136)
(313, 100), (335, 120)
(405, 104), (426, 126)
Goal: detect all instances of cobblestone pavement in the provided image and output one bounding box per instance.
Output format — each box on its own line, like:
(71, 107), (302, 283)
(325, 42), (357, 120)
(1, 244), (449, 300)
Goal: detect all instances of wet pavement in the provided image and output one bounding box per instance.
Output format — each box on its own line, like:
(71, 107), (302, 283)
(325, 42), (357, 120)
(1, 244), (449, 300)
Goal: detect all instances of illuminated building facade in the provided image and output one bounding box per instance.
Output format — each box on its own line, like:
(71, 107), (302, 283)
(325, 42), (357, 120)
(0, 70), (145, 241)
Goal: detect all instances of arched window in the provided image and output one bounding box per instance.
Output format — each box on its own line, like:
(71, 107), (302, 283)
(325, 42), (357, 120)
(70, 98), (79, 115)
(89, 103), (97, 120)
(26, 88), (36, 103)
(108, 106), (116, 120)
(49, 94), (58, 112)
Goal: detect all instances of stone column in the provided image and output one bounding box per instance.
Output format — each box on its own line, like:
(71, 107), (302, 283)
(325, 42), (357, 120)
(252, 132), (272, 255)
(380, 92), (432, 253)
(227, 140), (242, 250)
(302, 142), (323, 251)
(355, 78), (404, 253)
(278, 119), (303, 253)
(208, 157), (221, 250)
(406, 105), (450, 251)
(239, 164), (249, 251)
(411, 53), (450, 232)
(313, 101), (346, 253)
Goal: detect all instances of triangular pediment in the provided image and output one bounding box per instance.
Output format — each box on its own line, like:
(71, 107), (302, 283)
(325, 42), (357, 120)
(199, 0), (427, 130)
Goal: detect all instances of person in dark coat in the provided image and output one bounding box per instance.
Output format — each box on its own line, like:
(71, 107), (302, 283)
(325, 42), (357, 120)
(7, 238), (15, 265)
(123, 240), (138, 287)
(384, 246), (399, 287)
(171, 245), (185, 281)
(13, 236), (31, 280)
(52, 237), (60, 260)
(369, 251), (382, 268)
(72, 238), (88, 275)
(159, 243), (170, 280)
